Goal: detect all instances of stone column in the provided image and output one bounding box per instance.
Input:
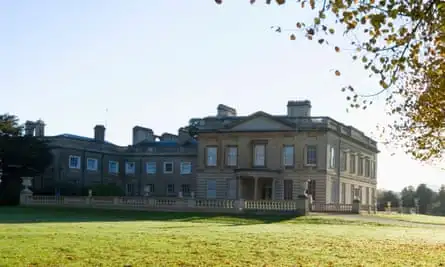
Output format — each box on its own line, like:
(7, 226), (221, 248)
(253, 177), (258, 200)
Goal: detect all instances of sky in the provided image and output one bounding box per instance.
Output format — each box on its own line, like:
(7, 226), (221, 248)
(1, 0), (443, 191)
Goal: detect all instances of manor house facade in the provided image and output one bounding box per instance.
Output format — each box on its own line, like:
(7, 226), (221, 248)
(28, 100), (378, 205)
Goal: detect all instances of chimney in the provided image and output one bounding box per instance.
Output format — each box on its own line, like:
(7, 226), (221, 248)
(94, 125), (106, 142)
(287, 100), (312, 117)
(132, 126), (154, 145)
(217, 104), (237, 118)
(24, 121), (36, 136)
(34, 120), (45, 137)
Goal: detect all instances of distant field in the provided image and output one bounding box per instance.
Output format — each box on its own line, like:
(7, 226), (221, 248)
(374, 212), (445, 225)
(1, 207), (445, 266)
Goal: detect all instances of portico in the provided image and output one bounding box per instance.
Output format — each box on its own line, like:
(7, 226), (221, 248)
(234, 169), (281, 200)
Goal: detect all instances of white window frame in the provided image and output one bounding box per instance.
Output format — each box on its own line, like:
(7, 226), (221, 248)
(226, 146), (238, 167)
(108, 160), (119, 174)
(305, 145), (317, 166)
(68, 155), (81, 169)
(283, 145), (294, 167)
(206, 147), (217, 167)
(207, 180), (217, 199)
(163, 161), (174, 174)
(125, 161), (136, 175)
(86, 158), (98, 171)
(253, 144), (266, 167)
(180, 162), (192, 174)
(146, 161), (156, 174)
(329, 146), (336, 169)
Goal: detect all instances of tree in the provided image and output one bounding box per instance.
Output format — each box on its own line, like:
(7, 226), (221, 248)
(376, 189), (399, 210)
(0, 114), (22, 136)
(415, 183), (435, 214)
(400, 185), (416, 208)
(0, 114), (53, 205)
(216, 0), (445, 163)
(431, 185), (445, 215)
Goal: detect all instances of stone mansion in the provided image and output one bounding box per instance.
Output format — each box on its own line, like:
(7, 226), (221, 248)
(28, 100), (378, 205)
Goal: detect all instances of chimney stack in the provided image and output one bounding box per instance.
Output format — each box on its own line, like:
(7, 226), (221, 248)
(217, 104), (237, 117)
(24, 121), (35, 136)
(34, 120), (45, 137)
(94, 125), (106, 142)
(287, 100), (312, 117)
(132, 126), (154, 145)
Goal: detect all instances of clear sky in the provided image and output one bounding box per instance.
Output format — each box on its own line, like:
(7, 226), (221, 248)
(1, 0), (443, 191)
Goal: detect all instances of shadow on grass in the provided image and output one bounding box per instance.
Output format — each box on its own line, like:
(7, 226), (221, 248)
(0, 206), (303, 225)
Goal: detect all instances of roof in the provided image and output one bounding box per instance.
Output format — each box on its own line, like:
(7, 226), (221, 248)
(55, 134), (116, 145)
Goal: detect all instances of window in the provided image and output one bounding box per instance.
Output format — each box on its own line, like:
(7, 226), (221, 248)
(283, 180), (293, 200)
(305, 145), (317, 166)
(353, 187), (361, 200)
(349, 154), (356, 174)
(253, 144), (266, 167)
(86, 158), (98, 171)
(163, 162), (173, 173)
(108, 161), (119, 174)
(340, 151), (347, 172)
(226, 146), (238, 167)
(125, 161), (135, 174)
(330, 180), (337, 203)
(207, 180), (217, 199)
(341, 183), (346, 203)
(364, 158), (370, 177)
(283, 145), (294, 167)
(68, 155), (81, 169)
(125, 183), (134, 195)
(146, 162), (156, 174)
(366, 187), (370, 204)
(206, 146), (217, 167)
(329, 145), (336, 169)
(180, 162), (192, 174)
(371, 161), (376, 178)
(167, 184), (175, 194)
(181, 184), (191, 194)
(358, 157), (364, 176)
(144, 184), (154, 193)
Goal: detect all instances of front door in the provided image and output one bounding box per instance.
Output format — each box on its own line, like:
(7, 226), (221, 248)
(262, 185), (272, 200)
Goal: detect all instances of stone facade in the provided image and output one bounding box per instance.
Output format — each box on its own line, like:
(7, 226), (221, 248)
(30, 124), (197, 197)
(191, 100), (378, 204)
(28, 100), (378, 203)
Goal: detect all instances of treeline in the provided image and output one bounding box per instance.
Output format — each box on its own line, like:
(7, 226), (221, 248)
(377, 184), (445, 215)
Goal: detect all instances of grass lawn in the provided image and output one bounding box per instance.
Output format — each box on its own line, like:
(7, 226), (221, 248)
(374, 212), (445, 225)
(1, 207), (445, 266)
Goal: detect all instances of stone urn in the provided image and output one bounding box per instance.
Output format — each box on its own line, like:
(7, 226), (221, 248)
(21, 177), (34, 195)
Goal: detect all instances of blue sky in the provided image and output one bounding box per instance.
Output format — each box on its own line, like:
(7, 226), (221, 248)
(1, 0), (443, 191)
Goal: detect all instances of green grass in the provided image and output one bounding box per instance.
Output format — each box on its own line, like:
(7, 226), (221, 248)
(1, 207), (445, 266)
(374, 212), (445, 225)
